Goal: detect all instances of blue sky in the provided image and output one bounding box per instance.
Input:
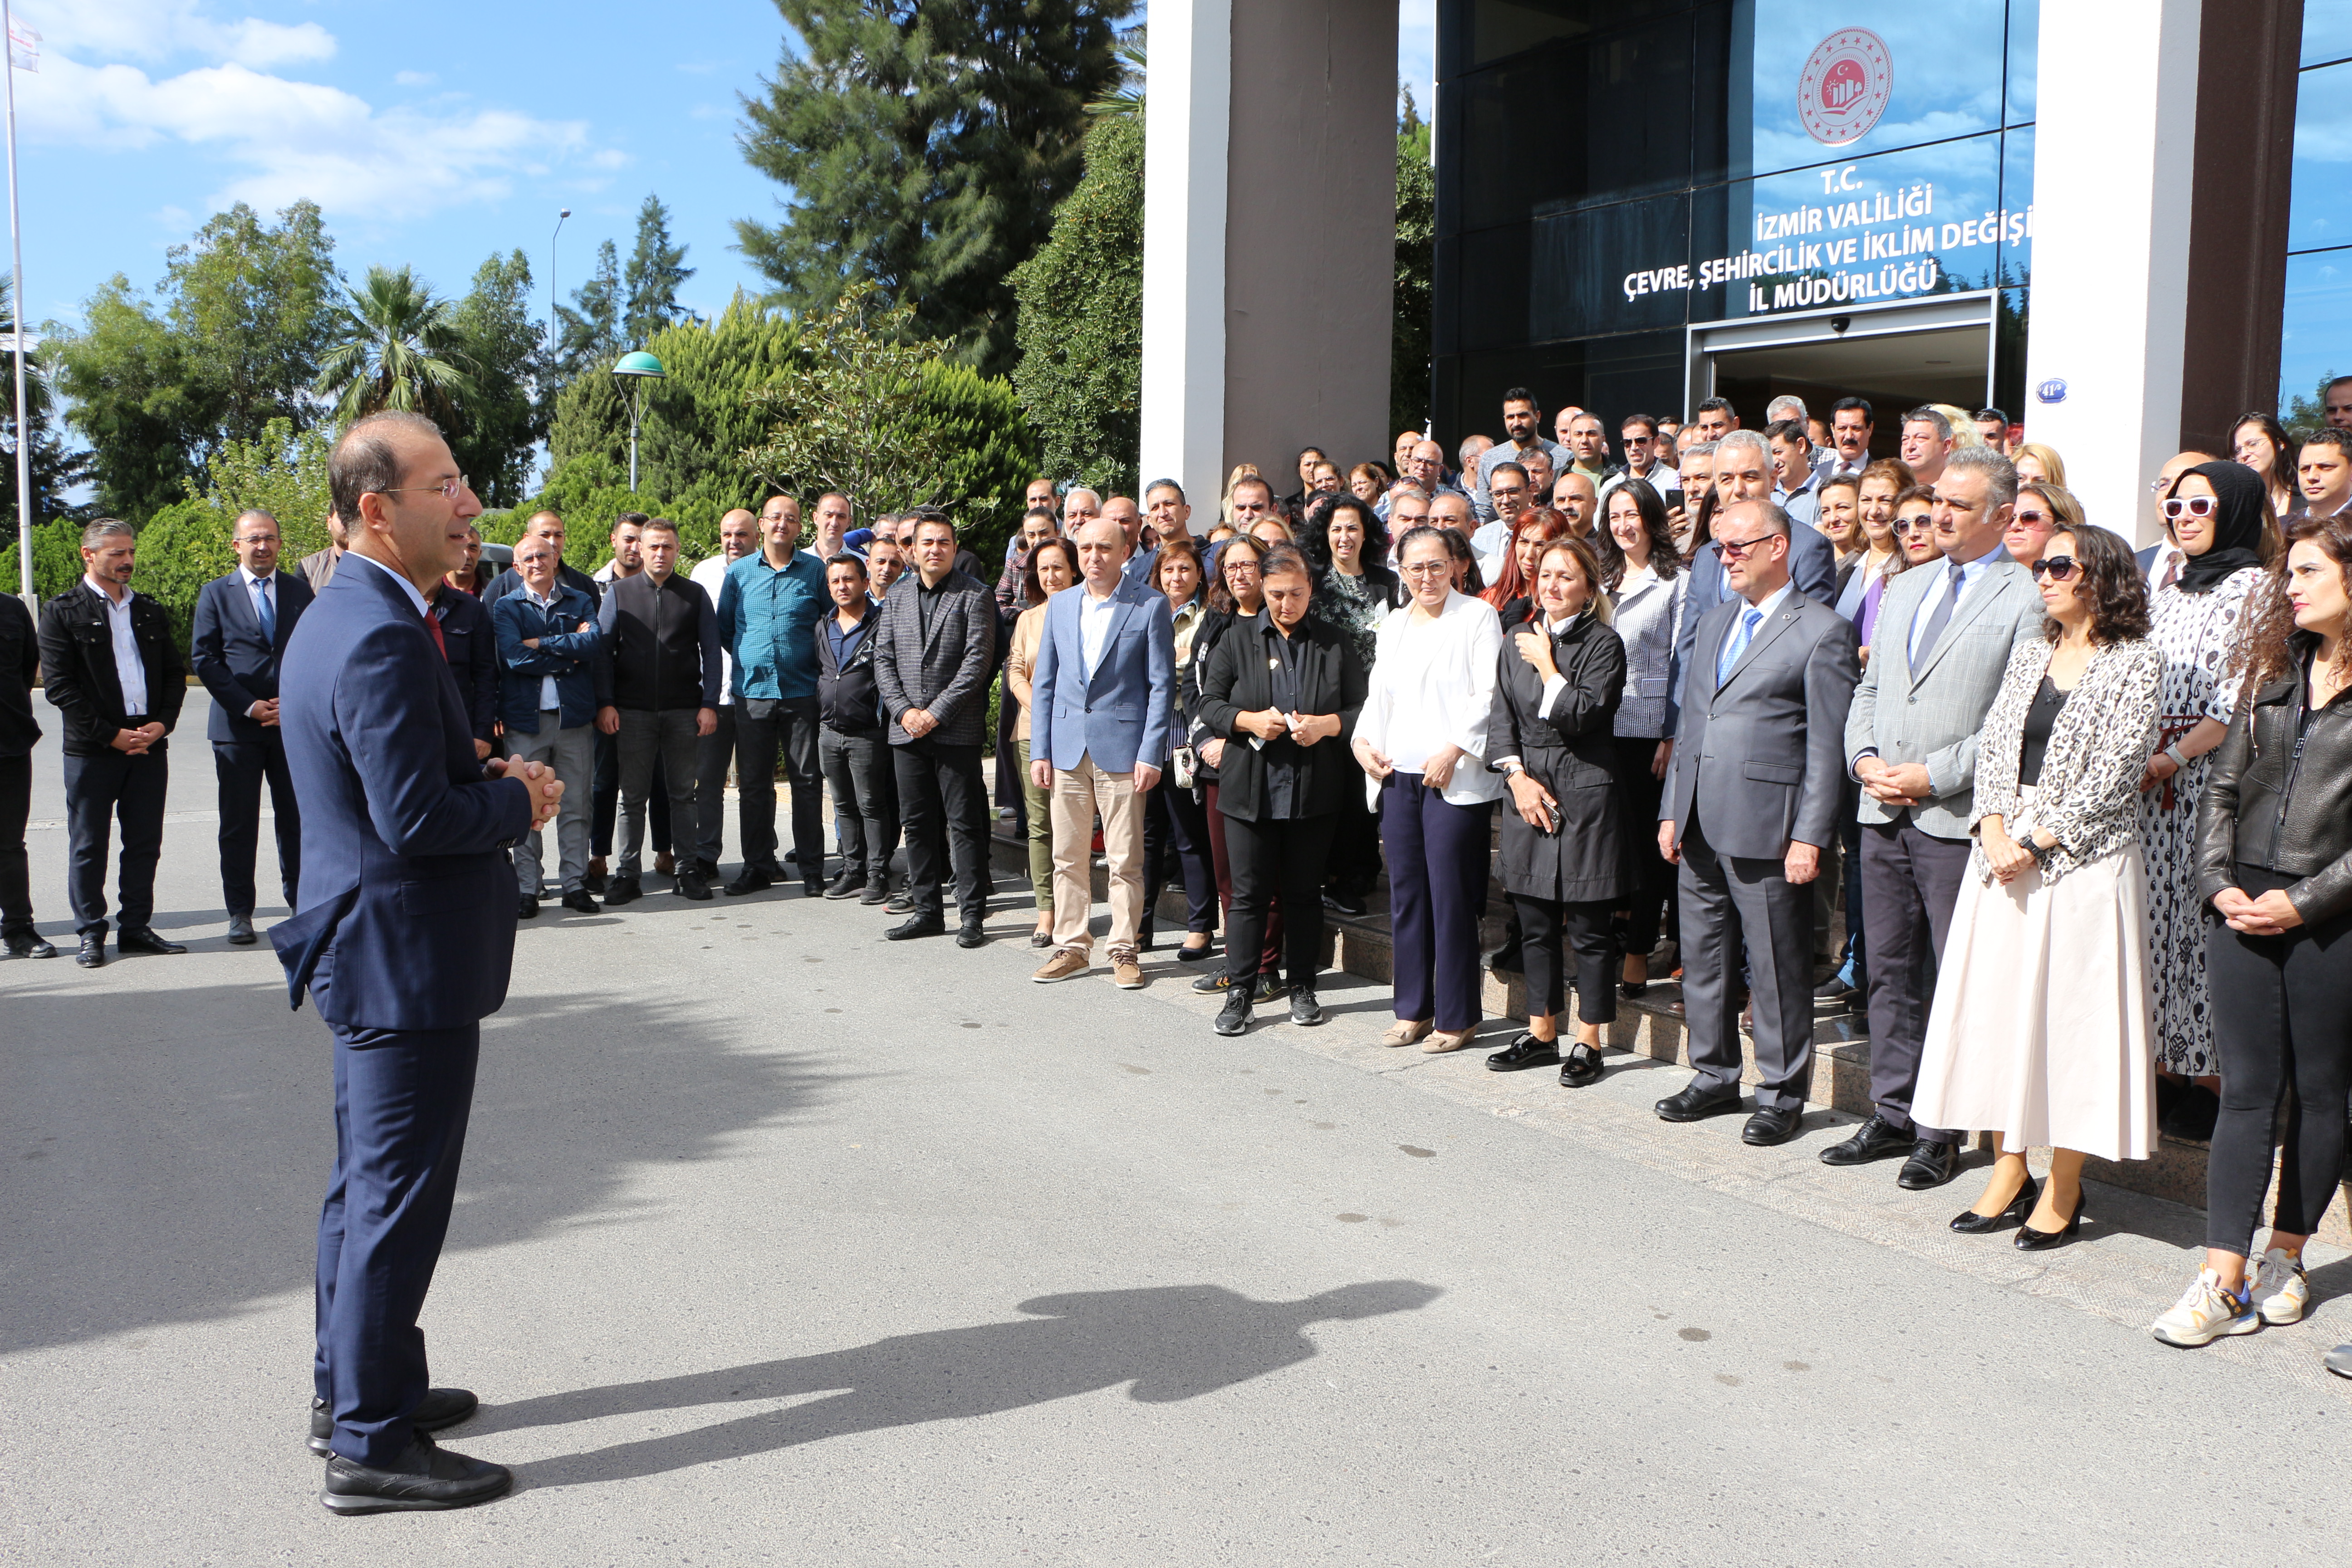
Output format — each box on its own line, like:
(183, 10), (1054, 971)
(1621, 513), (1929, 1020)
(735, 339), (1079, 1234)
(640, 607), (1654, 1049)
(14, 0), (1435, 336)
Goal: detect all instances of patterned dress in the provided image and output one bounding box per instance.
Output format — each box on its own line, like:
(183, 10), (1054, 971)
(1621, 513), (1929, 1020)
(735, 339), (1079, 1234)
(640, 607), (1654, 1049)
(2139, 567), (2261, 1075)
(1313, 566), (1397, 672)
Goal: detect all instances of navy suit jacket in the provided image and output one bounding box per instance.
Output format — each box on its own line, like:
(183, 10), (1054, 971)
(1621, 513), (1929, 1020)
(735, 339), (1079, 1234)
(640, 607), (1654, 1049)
(1670, 523), (1837, 711)
(271, 556), (534, 1031)
(191, 569), (314, 744)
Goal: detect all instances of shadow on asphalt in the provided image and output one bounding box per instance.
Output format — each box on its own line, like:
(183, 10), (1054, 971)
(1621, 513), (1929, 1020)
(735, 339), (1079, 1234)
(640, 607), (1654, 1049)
(0, 976), (848, 1357)
(488, 1280), (1444, 1491)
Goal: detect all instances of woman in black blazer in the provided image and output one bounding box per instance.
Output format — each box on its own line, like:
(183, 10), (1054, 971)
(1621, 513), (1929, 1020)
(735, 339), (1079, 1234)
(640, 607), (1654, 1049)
(1184, 534), (1283, 1000)
(1196, 544), (1368, 1035)
(1485, 535), (1629, 1087)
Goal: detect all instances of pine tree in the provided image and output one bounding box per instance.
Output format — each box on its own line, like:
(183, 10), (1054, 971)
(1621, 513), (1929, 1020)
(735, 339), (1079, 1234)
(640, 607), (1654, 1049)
(622, 194), (695, 346)
(448, 250), (547, 510)
(1009, 115), (1143, 495)
(734, 0), (1136, 380)
(1392, 104), (1436, 439)
(551, 240), (623, 386)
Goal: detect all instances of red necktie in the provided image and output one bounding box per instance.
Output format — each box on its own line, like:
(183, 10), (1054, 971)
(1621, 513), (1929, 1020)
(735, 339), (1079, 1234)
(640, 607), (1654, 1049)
(425, 607), (447, 658)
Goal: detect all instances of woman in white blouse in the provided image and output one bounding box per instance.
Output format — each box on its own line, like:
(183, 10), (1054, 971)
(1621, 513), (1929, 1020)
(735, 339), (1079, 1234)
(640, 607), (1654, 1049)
(1353, 525), (1505, 1052)
(1595, 476), (1685, 996)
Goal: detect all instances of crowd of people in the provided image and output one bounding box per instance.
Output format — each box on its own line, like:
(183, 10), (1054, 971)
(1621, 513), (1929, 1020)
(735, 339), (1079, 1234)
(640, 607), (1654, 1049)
(5, 375), (2352, 1374)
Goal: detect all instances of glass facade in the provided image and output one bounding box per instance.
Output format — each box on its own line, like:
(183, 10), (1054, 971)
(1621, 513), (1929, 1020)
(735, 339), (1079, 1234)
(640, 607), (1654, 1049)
(2282, 4), (2352, 419)
(1434, 0), (2038, 435)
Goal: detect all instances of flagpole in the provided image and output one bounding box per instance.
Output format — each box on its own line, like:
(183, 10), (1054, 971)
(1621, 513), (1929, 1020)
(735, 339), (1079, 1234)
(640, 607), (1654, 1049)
(3, 0), (29, 608)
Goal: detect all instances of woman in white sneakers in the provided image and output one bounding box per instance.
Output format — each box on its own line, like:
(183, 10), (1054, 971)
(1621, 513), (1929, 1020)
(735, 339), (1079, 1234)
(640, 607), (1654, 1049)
(2155, 511), (2352, 1350)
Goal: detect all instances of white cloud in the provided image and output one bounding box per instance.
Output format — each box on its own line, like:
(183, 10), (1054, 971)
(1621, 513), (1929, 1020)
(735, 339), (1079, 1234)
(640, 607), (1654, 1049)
(19, 0), (333, 69)
(23, 55), (592, 220)
(393, 70), (438, 88)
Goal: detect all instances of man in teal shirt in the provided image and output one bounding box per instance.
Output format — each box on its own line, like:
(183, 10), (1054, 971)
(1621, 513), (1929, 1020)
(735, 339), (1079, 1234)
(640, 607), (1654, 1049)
(716, 498), (831, 896)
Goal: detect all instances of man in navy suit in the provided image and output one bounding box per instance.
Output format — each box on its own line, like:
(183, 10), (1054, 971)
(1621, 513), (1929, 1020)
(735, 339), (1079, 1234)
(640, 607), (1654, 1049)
(274, 410), (562, 1514)
(190, 509), (314, 944)
(1670, 429), (1836, 711)
(1027, 517), (1175, 990)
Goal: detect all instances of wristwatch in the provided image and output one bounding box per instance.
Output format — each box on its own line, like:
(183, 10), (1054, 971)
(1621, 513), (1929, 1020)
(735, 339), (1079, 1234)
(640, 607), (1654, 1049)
(2025, 836), (2057, 868)
(2162, 742), (2190, 772)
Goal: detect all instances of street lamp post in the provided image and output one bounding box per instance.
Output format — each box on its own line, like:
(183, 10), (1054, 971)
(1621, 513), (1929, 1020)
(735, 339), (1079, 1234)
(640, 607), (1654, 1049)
(4, 0), (31, 607)
(612, 351), (666, 492)
(549, 208), (569, 338)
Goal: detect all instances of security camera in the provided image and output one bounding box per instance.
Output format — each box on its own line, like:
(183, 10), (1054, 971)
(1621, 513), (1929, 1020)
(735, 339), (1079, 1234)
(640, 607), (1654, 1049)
(1829, 315), (1852, 334)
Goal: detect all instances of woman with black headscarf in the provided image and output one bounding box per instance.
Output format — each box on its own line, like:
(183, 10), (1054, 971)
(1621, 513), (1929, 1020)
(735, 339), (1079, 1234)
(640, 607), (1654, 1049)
(2141, 459), (2274, 1136)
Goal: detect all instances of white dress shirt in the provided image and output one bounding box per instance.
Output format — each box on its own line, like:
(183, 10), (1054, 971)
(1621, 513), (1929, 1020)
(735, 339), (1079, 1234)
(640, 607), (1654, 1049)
(1356, 589), (1505, 806)
(690, 554), (736, 704)
(1905, 547), (2004, 666)
(86, 575), (148, 716)
(1078, 586), (1120, 677)
(339, 549), (431, 619)
(521, 583), (564, 711)
(239, 565), (277, 628)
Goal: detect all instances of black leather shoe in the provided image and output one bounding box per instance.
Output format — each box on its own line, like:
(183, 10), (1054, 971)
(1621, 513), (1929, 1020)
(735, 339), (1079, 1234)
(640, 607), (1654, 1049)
(804, 878), (827, 899)
(1818, 1112), (1914, 1167)
(1559, 1041), (1606, 1088)
(309, 1388), (478, 1456)
(3, 928), (57, 959)
(825, 870), (866, 900)
(1618, 979), (1649, 999)
(723, 868), (772, 897)
(2014, 1191), (2087, 1250)
(319, 1431), (510, 1514)
(517, 895), (540, 919)
(116, 926), (187, 956)
(1177, 938), (1217, 964)
(1485, 944), (1524, 974)
(1655, 1079), (1743, 1122)
(1213, 992), (1252, 1036)
(76, 933), (105, 967)
(1288, 987), (1323, 1026)
(860, 881), (892, 907)
(1253, 974), (1287, 1004)
(676, 871), (713, 902)
(1191, 968), (1233, 994)
(582, 865), (607, 896)
(561, 889), (601, 914)
(1896, 1138), (1961, 1191)
(887, 914), (945, 941)
(1321, 891), (1367, 917)
(226, 914), (257, 945)
(886, 888), (914, 914)
(1485, 1032), (1560, 1073)
(1742, 1104), (1804, 1146)
(956, 918), (988, 949)
(603, 874), (643, 907)
(1951, 1173), (2040, 1235)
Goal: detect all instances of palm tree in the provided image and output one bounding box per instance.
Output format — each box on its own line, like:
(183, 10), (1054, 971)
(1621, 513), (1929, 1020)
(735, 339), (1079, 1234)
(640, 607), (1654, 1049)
(313, 265), (479, 426)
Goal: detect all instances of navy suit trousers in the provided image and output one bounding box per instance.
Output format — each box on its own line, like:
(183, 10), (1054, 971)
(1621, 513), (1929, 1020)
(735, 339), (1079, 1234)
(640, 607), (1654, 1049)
(314, 1015), (480, 1468)
(213, 730), (301, 916)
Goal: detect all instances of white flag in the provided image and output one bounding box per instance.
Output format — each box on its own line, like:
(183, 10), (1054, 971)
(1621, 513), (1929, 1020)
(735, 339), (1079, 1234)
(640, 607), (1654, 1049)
(7, 23), (37, 73)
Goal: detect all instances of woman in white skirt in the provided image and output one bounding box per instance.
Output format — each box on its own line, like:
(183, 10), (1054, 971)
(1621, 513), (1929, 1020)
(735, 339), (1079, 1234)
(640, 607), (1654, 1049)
(1914, 524), (2164, 1249)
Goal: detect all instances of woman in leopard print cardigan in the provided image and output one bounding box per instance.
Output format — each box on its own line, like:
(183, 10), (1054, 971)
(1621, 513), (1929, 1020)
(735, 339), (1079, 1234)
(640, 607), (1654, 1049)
(1912, 525), (2164, 1249)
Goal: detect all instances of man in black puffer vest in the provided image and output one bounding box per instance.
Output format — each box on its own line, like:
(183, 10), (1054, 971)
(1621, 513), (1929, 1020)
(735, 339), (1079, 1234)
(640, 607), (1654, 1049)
(596, 519), (720, 903)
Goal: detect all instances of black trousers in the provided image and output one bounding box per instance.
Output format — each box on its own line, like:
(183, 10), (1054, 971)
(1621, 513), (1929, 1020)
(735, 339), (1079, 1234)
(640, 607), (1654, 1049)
(314, 1017), (478, 1468)
(1611, 734), (1673, 957)
(0, 752), (31, 931)
(692, 704), (737, 870)
(1223, 811), (1335, 990)
(1142, 771), (1218, 939)
(819, 725), (899, 882)
(1324, 790), (1384, 899)
(893, 737), (990, 920)
(2203, 868), (2352, 1254)
(735, 696), (823, 877)
(213, 730), (300, 917)
(593, 727), (670, 859)
(1513, 892), (1619, 1026)
(1857, 817), (1970, 1139)
(63, 743), (169, 937)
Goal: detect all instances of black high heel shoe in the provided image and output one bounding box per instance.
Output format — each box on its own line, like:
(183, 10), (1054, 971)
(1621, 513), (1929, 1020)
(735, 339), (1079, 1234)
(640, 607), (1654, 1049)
(2014, 1188), (2087, 1250)
(1950, 1173), (2039, 1235)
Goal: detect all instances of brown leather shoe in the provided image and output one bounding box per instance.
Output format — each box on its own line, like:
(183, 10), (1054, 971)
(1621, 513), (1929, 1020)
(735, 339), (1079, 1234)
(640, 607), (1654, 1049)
(1111, 953), (1144, 990)
(1032, 949), (1090, 982)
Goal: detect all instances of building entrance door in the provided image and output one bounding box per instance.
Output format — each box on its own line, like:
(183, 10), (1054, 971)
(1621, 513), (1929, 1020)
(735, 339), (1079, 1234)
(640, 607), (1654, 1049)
(1685, 292), (2000, 455)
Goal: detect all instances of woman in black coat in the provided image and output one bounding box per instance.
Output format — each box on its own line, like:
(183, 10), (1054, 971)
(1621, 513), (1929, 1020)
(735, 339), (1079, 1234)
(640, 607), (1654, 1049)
(1485, 535), (1629, 1087)
(1183, 534), (1284, 1000)
(1195, 544), (1368, 1035)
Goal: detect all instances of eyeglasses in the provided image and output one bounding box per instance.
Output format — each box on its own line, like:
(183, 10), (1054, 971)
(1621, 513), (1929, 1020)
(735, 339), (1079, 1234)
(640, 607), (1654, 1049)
(1400, 561), (1453, 577)
(2161, 495), (2217, 520)
(2013, 509), (2050, 526)
(1895, 516), (1936, 534)
(1715, 531), (1781, 559)
(377, 474), (470, 501)
(2029, 555), (2079, 581)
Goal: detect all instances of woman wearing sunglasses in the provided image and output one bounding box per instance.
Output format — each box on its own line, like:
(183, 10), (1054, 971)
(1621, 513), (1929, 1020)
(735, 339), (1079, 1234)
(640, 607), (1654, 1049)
(1913, 526), (2162, 1246)
(2157, 513), (2352, 1351)
(1849, 459), (1916, 664)
(2141, 461), (2275, 1138)
(2003, 481), (2086, 568)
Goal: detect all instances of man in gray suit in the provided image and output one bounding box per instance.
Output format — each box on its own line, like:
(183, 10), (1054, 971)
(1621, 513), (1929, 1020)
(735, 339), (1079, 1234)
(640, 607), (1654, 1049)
(1656, 500), (1861, 1147)
(874, 511), (998, 946)
(1825, 445), (2043, 1189)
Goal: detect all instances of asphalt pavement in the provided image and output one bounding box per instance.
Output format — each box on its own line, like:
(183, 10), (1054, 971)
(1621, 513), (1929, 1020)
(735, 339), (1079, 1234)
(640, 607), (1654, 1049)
(6, 693), (2350, 1564)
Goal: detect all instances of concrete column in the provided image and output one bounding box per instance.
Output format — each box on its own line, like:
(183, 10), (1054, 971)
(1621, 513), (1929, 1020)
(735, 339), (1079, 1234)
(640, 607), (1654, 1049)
(2021, 0), (2204, 547)
(1140, 0), (1398, 510)
(1140, 0), (1232, 507)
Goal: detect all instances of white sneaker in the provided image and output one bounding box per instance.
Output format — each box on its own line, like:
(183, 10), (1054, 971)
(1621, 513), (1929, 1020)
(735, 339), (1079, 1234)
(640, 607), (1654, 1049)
(2151, 1268), (2261, 1348)
(2251, 1247), (2309, 1325)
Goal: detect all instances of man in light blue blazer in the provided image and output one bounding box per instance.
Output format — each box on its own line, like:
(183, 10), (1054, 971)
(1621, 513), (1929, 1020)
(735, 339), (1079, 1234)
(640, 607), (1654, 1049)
(1028, 517), (1175, 989)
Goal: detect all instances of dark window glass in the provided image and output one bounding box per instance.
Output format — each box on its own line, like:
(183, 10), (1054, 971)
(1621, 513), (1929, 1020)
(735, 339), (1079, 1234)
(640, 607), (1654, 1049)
(1994, 287), (2029, 418)
(1531, 194), (1691, 341)
(2288, 60), (2352, 253)
(2303, 1), (2352, 69)
(1690, 0), (1737, 187)
(1742, 1), (2006, 179)
(2280, 251), (2352, 413)
(1458, 223), (1535, 351)
(1999, 125), (2034, 286)
(1455, 0), (1697, 74)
